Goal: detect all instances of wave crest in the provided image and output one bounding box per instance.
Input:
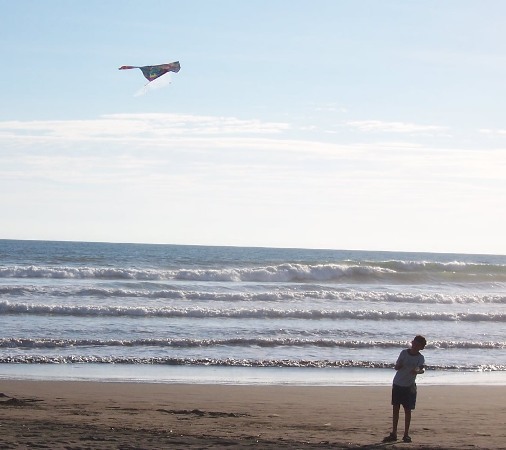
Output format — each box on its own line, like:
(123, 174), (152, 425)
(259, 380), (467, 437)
(1, 301), (504, 321)
(0, 355), (503, 371)
(2, 261), (504, 284)
(1, 337), (503, 350)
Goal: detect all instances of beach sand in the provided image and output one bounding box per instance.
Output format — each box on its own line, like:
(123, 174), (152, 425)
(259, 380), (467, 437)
(0, 380), (505, 449)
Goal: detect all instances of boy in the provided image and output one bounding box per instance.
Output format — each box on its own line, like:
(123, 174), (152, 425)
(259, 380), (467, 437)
(383, 335), (427, 443)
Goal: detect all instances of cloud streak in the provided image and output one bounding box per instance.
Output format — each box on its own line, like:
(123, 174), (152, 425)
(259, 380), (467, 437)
(0, 113), (291, 141)
(345, 120), (448, 134)
(1, 113), (504, 188)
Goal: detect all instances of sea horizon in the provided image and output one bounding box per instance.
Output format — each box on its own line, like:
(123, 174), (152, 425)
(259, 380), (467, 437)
(2, 237), (504, 258)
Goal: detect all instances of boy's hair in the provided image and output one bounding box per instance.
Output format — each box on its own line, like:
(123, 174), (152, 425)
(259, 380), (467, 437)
(413, 335), (427, 349)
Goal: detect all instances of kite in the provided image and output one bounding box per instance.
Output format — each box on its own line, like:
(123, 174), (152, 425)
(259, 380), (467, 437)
(118, 61), (181, 82)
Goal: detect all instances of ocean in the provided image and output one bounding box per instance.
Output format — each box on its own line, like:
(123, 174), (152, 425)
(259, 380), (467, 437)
(0, 240), (505, 385)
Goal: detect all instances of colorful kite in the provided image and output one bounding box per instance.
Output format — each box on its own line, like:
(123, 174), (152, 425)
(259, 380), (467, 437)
(118, 61), (181, 82)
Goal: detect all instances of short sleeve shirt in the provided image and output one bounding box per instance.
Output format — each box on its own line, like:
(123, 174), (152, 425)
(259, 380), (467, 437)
(393, 349), (425, 387)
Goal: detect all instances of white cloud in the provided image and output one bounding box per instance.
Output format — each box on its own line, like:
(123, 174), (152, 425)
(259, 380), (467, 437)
(0, 114), (504, 182)
(0, 113), (291, 143)
(479, 128), (506, 135)
(0, 113), (504, 253)
(345, 120), (448, 134)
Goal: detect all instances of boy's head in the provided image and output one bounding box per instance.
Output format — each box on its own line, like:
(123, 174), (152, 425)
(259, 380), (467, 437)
(412, 335), (427, 350)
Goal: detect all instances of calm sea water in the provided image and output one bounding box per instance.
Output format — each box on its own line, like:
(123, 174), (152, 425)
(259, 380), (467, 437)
(0, 240), (505, 385)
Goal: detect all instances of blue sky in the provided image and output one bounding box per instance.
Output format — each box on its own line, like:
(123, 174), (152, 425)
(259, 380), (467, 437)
(1, 0), (505, 254)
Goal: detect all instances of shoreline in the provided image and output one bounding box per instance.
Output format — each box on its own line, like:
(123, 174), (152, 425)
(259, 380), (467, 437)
(1, 380), (505, 449)
(1, 364), (505, 387)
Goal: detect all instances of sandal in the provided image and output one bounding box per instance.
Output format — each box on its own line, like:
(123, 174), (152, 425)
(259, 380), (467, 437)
(382, 432), (397, 442)
(402, 435), (412, 443)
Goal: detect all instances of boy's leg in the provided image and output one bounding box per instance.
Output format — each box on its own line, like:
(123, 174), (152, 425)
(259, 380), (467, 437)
(403, 406), (412, 438)
(392, 404), (400, 435)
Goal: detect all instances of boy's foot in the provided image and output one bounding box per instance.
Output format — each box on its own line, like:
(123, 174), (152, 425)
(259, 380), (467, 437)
(382, 432), (397, 442)
(402, 435), (412, 443)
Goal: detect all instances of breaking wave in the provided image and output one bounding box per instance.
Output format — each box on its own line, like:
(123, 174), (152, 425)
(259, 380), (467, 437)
(0, 355), (503, 371)
(1, 261), (505, 284)
(1, 337), (503, 350)
(1, 301), (504, 321)
(0, 286), (504, 304)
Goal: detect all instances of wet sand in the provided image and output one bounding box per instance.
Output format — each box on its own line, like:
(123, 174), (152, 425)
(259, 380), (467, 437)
(0, 380), (505, 449)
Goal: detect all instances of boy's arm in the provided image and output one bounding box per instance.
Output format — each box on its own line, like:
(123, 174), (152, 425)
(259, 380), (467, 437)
(394, 351), (404, 370)
(411, 355), (425, 374)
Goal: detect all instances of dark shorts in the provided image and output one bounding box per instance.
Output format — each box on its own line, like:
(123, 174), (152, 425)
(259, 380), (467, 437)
(392, 383), (417, 410)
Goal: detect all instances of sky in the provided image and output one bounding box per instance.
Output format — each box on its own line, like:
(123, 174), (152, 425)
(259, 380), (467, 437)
(1, 0), (505, 254)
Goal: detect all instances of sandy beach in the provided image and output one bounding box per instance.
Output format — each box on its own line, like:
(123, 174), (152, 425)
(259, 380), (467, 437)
(0, 381), (504, 449)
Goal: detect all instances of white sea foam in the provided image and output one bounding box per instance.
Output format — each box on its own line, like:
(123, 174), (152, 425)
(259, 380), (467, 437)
(0, 355), (504, 372)
(1, 337), (503, 350)
(1, 261), (504, 283)
(1, 285), (503, 304)
(0, 300), (504, 321)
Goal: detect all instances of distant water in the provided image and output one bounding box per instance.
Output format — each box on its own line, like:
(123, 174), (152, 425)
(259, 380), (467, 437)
(0, 240), (505, 385)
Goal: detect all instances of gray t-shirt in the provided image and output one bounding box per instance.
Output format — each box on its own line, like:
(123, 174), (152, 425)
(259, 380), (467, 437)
(393, 349), (425, 387)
